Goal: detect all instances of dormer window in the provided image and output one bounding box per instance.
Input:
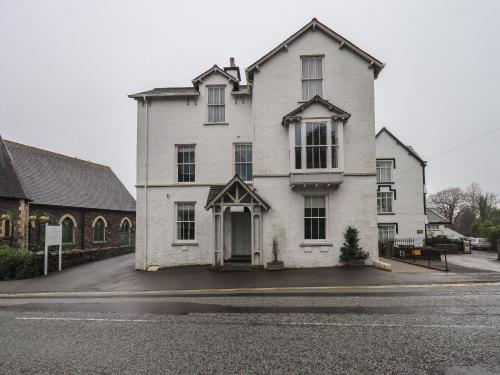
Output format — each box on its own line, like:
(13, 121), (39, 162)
(301, 56), (323, 100)
(207, 86), (225, 123)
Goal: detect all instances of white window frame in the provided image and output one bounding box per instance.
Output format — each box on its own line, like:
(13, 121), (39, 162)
(174, 202), (196, 243)
(207, 85), (225, 123)
(376, 160), (394, 183)
(303, 194), (329, 242)
(378, 224), (396, 242)
(176, 144), (196, 183)
(234, 143), (252, 182)
(290, 120), (343, 173)
(377, 191), (394, 214)
(301, 56), (323, 101)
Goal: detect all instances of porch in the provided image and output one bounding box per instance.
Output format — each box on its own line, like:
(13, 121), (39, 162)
(205, 175), (270, 267)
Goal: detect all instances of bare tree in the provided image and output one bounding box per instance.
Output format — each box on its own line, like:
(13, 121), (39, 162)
(428, 187), (464, 223)
(464, 182), (482, 218)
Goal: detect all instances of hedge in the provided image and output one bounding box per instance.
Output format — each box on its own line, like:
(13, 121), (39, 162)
(0, 246), (38, 280)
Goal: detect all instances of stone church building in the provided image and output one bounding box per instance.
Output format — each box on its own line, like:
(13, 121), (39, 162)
(0, 135), (136, 252)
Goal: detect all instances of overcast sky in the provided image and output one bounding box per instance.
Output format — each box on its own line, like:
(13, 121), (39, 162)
(1, 0), (499, 197)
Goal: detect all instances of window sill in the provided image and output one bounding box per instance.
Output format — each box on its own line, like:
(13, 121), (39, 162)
(377, 181), (394, 184)
(203, 122), (229, 126)
(93, 241), (107, 244)
(377, 212), (396, 215)
(171, 242), (199, 247)
(300, 242), (333, 247)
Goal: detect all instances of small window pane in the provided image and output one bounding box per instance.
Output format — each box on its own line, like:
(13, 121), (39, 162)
(176, 203), (195, 241)
(304, 196), (326, 240)
(235, 144), (252, 181)
(177, 145), (195, 182)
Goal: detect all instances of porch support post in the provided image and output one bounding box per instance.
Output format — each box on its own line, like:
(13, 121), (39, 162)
(219, 204), (224, 266)
(250, 203), (255, 265)
(212, 207), (217, 266)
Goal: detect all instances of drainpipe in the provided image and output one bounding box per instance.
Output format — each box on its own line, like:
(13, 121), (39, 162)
(143, 96), (149, 269)
(81, 208), (85, 250)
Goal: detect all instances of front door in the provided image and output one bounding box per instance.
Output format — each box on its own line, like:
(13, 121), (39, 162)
(231, 212), (251, 257)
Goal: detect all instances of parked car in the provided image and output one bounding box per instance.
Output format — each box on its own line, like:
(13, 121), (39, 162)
(469, 238), (491, 250)
(426, 235), (462, 246)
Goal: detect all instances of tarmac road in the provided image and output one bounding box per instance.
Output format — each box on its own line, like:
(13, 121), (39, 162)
(1, 284), (500, 374)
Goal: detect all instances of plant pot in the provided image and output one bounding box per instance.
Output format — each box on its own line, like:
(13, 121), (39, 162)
(345, 259), (366, 267)
(266, 261), (284, 271)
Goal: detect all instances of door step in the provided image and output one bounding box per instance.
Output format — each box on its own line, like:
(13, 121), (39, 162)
(211, 262), (262, 272)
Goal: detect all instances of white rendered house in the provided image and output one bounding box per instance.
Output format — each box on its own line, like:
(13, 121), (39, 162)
(129, 18), (386, 269)
(375, 127), (427, 242)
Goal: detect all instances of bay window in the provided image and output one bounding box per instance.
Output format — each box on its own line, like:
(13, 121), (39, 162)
(293, 121), (341, 170)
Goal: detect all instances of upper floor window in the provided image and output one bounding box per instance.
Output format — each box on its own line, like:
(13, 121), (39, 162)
(234, 143), (252, 181)
(377, 191), (394, 214)
(376, 160), (393, 183)
(304, 195), (326, 240)
(177, 145), (195, 182)
(302, 56), (323, 100)
(207, 86), (225, 123)
(176, 202), (195, 241)
(294, 122), (339, 170)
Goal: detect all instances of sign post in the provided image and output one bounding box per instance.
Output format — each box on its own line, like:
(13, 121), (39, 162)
(44, 225), (62, 276)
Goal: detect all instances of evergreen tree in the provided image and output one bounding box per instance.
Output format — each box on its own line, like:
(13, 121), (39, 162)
(340, 226), (369, 263)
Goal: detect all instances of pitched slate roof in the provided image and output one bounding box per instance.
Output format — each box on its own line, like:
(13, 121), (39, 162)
(282, 95), (351, 126)
(0, 136), (28, 199)
(427, 208), (450, 224)
(1, 138), (135, 212)
(246, 18), (385, 82)
(128, 87), (199, 99)
(206, 186), (225, 208)
(205, 175), (270, 210)
(376, 127), (426, 166)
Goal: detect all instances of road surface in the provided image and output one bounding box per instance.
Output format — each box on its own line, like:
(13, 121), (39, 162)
(1, 283), (500, 374)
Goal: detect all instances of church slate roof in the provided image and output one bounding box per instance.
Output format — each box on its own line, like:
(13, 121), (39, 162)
(0, 136), (28, 200)
(0, 137), (135, 212)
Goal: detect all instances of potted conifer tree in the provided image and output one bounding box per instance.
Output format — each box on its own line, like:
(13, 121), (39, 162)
(339, 226), (369, 266)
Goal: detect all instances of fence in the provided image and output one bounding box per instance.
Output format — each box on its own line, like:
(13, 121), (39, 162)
(379, 238), (449, 271)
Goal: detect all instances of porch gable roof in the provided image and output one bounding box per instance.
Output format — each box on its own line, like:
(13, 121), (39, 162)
(205, 175), (270, 210)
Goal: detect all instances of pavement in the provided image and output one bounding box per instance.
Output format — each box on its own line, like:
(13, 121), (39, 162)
(2, 253), (500, 296)
(1, 283), (500, 374)
(447, 250), (500, 273)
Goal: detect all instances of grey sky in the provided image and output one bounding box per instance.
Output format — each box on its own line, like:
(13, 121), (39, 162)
(1, 0), (499, 197)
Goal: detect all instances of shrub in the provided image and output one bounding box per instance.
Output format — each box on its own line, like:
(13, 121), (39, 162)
(340, 226), (369, 263)
(0, 246), (38, 280)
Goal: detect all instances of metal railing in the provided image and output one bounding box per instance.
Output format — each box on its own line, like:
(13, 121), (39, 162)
(379, 238), (449, 271)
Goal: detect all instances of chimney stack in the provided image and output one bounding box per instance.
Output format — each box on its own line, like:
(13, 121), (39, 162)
(224, 57), (241, 82)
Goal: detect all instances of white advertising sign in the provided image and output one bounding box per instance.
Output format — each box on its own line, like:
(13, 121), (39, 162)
(44, 225), (63, 276)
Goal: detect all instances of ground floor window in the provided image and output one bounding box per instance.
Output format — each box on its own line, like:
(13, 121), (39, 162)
(93, 217), (106, 243)
(378, 224), (396, 242)
(120, 219), (131, 245)
(61, 217), (74, 244)
(1, 216), (12, 238)
(304, 195), (326, 240)
(176, 202), (195, 241)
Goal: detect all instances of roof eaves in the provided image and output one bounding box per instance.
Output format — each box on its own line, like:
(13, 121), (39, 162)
(191, 65), (240, 89)
(246, 18), (385, 83)
(376, 127), (427, 166)
(282, 95), (351, 126)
